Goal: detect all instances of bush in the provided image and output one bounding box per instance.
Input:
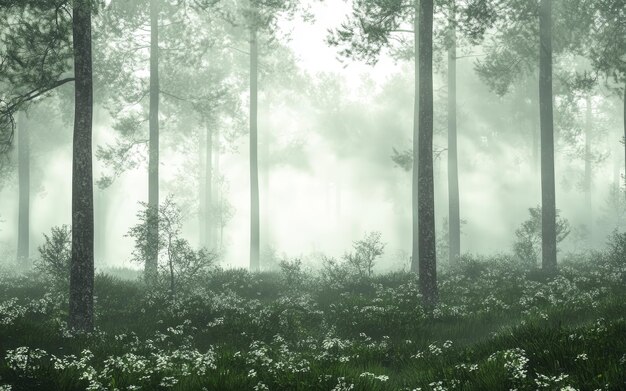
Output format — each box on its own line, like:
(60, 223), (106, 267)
(278, 258), (306, 293)
(34, 225), (71, 287)
(343, 231), (385, 277)
(513, 206), (570, 267)
(606, 230), (626, 267)
(127, 196), (218, 298)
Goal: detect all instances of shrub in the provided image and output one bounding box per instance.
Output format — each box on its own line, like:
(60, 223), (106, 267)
(35, 225), (71, 287)
(513, 206), (570, 267)
(278, 258), (306, 293)
(343, 231), (385, 277)
(606, 230), (626, 268)
(127, 196), (218, 298)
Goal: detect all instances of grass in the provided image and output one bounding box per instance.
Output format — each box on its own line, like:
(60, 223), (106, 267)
(0, 253), (625, 390)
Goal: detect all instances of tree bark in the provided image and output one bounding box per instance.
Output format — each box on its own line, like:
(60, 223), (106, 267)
(447, 4), (460, 265)
(539, 0), (557, 272)
(214, 127), (223, 251)
(146, 0), (160, 282)
(17, 110), (29, 267)
(584, 94), (592, 243)
(69, 0), (94, 332)
(249, 22), (260, 272)
(205, 125), (213, 248)
(198, 129), (206, 247)
(418, 0), (437, 304)
(410, 0), (420, 273)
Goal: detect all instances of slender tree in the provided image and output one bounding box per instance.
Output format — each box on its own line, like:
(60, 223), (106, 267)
(539, 0), (557, 272)
(17, 110), (29, 267)
(146, 0), (160, 282)
(447, 2), (460, 264)
(249, 2), (260, 271)
(417, 0), (437, 303)
(69, 0), (95, 331)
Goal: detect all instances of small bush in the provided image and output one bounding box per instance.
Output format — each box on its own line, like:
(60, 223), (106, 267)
(343, 231), (385, 277)
(606, 230), (626, 263)
(34, 225), (71, 287)
(127, 197), (218, 298)
(513, 206), (570, 267)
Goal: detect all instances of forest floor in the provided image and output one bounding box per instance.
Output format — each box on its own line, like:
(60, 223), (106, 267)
(0, 253), (625, 390)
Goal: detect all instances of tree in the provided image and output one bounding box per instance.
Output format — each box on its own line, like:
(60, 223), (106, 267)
(68, 0), (95, 331)
(474, 0), (597, 271)
(16, 111), (30, 267)
(538, 0), (556, 272)
(197, 0), (301, 271)
(328, 0), (450, 302)
(0, 0), (95, 331)
(585, 0), (625, 190)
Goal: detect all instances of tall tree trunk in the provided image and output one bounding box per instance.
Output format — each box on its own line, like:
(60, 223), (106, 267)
(198, 129), (206, 247)
(539, 0), (557, 272)
(249, 23), (260, 272)
(205, 125), (213, 248)
(214, 127), (222, 252)
(17, 111), (29, 267)
(146, 0), (160, 282)
(447, 4), (460, 265)
(410, 0), (420, 273)
(623, 84), (625, 195)
(418, 0), (437, 304)
(69, 0), (94, 332)
(584, 94), (592, 243)
(261, 129), (270, 264)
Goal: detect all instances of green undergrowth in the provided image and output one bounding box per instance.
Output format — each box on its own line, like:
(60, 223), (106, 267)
(0, 253), (624, 390)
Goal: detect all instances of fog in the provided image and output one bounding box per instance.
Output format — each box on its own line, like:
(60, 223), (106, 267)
(0, 0), (623, 271)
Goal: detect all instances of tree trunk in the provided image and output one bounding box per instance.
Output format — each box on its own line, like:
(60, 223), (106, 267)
(146, 0), (160, 282)
(447, 4), (460, 265)
(584, 94), (592, 244)
(214, 127), (222, 252)
(410, 0), (420, 273)
(417, 0), (437, 304)
(17, 110), (29, 267)
(623, 83), (625, 195)
(205, 125), (213, 248)
(249, 22), (260, 272)
(539, 0), (557, 272)
(69, 0), (94, 332)
(198, 129), (205, 247)
(261, 127), (271, 264)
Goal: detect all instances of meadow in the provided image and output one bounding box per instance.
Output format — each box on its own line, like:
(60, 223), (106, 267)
(0, 247), (625, 391)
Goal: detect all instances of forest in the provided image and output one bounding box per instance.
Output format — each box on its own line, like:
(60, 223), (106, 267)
(0, 0), (625, 390)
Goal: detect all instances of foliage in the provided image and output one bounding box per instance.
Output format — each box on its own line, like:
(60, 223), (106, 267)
(513, 206), (571, 266)
(0, 253), (626, 390)
(343, 231), (386, 277)
(127, 197), (218, 297)
(34, 225), (72, 287)
(606, 230), (626, 270)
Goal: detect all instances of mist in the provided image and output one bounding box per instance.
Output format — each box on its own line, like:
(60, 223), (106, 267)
(0, 0), (624, 389)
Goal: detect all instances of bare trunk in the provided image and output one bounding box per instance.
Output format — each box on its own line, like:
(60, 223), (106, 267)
(205, 125), (213, 248)
(584, 95), (592, 244)
(261, 127), (270, 263)
(447, 5), (460, 265)
(198, 129), (205, 247)
(249, 22), (260, 272)
(69, 0), (94, 332)
(146, 0), (160, 282)
(410, 0), (420, 273)
(17, 111), (29, 267)
(214, 127), (223, 251)
(417, 0), (437, 304)
(539, 0), (557, 272)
